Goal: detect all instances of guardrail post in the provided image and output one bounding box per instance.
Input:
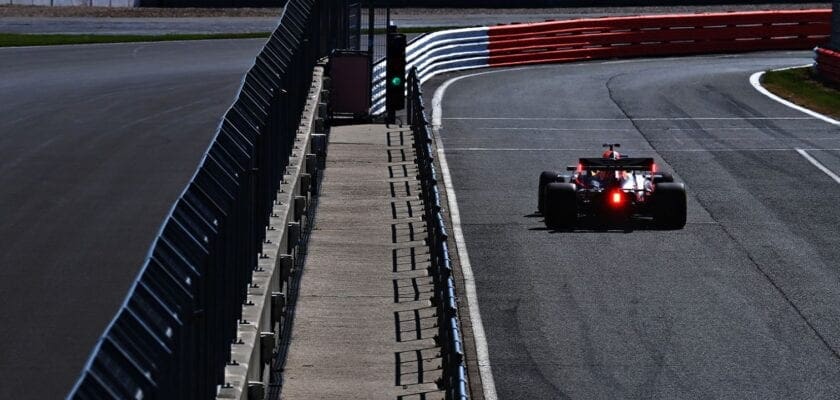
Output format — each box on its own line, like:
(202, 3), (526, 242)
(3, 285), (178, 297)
(294, 195), (307, 221)
(279, 254), (294, 287)
(271, 292), (286, 328)
(260, 331), (276, 371)
(247, 381), (266, 400)
(300, 173), (312, 196)
(305, 154), (317, 175)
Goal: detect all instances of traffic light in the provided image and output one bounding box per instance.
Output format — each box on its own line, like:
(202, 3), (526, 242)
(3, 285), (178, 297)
(386, 32), (406, 117)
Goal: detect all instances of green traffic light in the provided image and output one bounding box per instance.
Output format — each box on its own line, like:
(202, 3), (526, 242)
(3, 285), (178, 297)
(390, 76), (402, 86)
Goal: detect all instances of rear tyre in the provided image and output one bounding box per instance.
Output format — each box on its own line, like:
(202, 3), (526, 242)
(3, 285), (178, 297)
(538, 171), (565, 214)
(544, 182), (577, 229)
(653, 172), (674, 184)
(654, 182), (687, 229)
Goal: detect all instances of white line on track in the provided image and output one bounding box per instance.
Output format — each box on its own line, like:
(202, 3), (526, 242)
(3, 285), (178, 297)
(480, 127), (638, 131)
(749, 66), (840, 127)
(795, 148), (840, 184)
(433, 70), (502, 400)
(444, 116), (815, 121)
(428, 58), (839, 399)
(478, 127), (837, 132)
(749, 66), (840, 183)
(446, 147), (840, 152)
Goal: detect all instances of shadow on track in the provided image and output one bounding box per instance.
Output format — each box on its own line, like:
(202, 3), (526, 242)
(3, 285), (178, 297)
(526, 213), (673, 233)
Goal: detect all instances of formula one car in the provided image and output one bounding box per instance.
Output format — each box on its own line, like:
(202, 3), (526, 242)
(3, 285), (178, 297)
(537, 144), (686, 229)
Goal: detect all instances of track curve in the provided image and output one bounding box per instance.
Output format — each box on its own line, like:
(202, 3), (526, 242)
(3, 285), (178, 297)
(0, 39), (264, 399)
(429, 51), (840, 399)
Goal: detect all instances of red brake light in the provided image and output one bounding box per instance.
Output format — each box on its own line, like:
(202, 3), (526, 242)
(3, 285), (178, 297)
(611, 191), (623, 205)
(576, 163), (583, 173)
(651, 162), (657, 173)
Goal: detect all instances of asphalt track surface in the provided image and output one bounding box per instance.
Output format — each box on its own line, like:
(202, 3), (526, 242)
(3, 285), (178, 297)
(0, 17), (280, 35)
(0, 39), (264, 399)
(429, 51), (840, 399)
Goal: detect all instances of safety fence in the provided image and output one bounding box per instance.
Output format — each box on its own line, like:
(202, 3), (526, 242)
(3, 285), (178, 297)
(372, 9), (831, 114)
(407, 67), (469, 400)
(68, 1), (352, 399)
(816, 46), (840, 85)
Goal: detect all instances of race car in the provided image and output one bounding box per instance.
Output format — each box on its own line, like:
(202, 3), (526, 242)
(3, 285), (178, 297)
(537, 144), (686, 229)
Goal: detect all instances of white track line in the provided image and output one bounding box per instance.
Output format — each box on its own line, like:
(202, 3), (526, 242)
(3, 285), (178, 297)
(750, 66), (840, 183)
(444, 116), (814, 121)
(445, 147), (840, 152)
(433, 70), (501, 400)
(796, 149), (840, 184)
(428, 60), (840, 399)
(749, 66), (840, 127)
(478, 127), (836, 132)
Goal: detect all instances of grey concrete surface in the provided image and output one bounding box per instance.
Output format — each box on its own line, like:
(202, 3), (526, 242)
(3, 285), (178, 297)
(427, 52), (840, 399)
(0, 38), (264, 399)
(0, 16), (279, 34)
(280, 124), (443, 399)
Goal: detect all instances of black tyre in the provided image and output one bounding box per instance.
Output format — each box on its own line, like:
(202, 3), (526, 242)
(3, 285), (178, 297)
(654, 182), (687, 229)
(538, 171), (565, 214)
(544, 182), (577, 229)
(653, 172), (674, 184)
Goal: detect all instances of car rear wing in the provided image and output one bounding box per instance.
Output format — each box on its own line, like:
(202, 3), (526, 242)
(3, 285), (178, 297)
(567, 157), (656, 171)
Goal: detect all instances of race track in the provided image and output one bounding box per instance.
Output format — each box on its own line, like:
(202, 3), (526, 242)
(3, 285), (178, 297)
(429, 51), (840, 399)
(0, 39), (264, 399)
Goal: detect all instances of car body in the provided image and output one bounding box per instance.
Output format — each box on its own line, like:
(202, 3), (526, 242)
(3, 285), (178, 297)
(537, 146), (687, 229)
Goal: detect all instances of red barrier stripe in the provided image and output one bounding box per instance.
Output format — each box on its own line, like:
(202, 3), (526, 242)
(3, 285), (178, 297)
(490, 37), (824, 68)
(489, 10), (830, 38)
(489, 25), (829, 54)
(487, 10), (831, 68)
(815, 47), (840, 84)
(818, 55), (840, 70)
(816, 47), (840, 66)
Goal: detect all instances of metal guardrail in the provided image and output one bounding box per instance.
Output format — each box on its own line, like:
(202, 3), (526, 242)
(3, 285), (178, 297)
(373, 9), (832, 115)
(486, 9), (830, 67)
(407, 67), (469, 400)
(68, 1), (354, 399)
(372, 27), (490, 114)
(815, 46), (840, 85)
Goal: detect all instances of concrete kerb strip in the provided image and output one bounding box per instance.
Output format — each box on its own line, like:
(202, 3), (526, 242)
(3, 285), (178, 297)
(217, 65), (326, 400)
(749, 64), (840, 127)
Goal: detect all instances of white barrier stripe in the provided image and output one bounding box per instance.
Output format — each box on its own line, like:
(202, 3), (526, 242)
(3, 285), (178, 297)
(370, 26), (490, 115)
